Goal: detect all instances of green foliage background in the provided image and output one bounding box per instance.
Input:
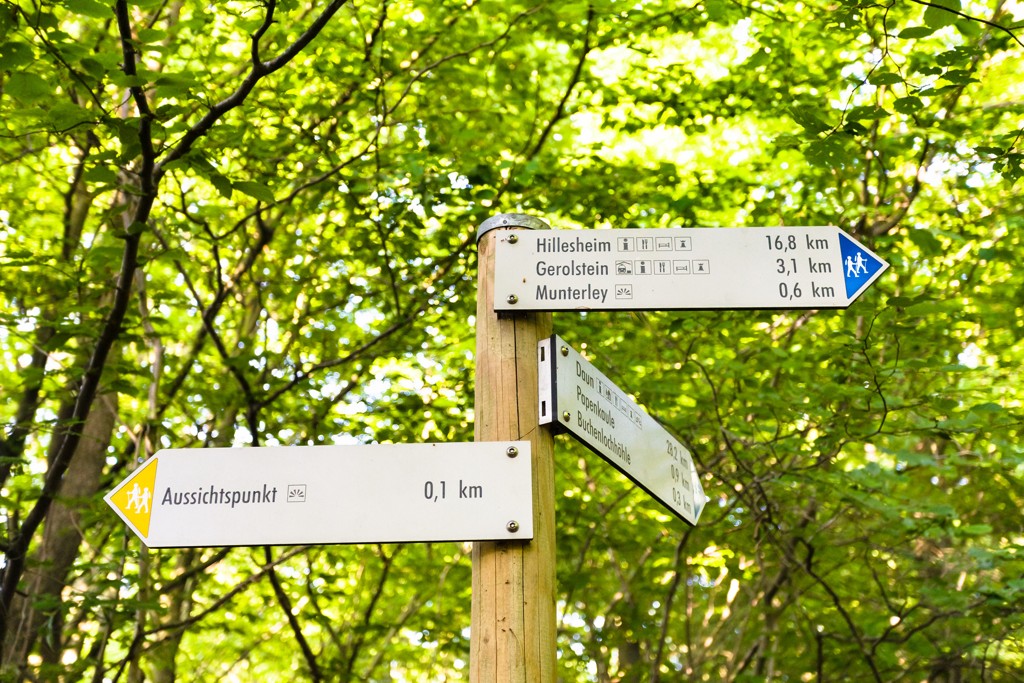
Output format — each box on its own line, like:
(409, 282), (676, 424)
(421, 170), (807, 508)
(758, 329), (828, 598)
(1, 0), (1022, 680)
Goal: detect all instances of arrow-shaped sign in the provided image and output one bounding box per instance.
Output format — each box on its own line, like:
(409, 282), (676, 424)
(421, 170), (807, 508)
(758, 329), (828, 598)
(539, 335), (706, 525)
(494, 226), (887, 311)
(105, 442), (533, 548)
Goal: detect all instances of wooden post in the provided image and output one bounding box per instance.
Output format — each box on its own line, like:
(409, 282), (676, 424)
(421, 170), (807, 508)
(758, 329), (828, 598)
(471, 214), (557, 682)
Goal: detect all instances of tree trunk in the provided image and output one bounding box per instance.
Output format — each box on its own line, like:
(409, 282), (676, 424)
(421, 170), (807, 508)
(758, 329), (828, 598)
(3, 390), (118, 674)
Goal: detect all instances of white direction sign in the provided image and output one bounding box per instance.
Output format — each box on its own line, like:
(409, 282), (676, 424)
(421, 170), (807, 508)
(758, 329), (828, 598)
(105, 442), (533, 548)
(538, 335), (706, 525)
(495, 226), (887, 311)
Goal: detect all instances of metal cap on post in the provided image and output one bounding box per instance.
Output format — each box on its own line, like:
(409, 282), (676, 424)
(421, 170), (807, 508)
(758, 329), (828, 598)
(472, 213), (556, 683)
(477, 213), (551, 242)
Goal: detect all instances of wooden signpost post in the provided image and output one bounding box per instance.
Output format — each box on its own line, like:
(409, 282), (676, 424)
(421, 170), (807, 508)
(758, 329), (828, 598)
(471, 214), (557, 682)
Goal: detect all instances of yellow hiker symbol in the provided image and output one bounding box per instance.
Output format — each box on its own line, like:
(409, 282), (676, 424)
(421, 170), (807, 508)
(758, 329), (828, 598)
(107, 457), (158, 538)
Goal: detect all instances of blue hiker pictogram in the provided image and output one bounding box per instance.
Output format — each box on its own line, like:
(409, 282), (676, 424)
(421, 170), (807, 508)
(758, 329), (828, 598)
(838, 233), (886, 300)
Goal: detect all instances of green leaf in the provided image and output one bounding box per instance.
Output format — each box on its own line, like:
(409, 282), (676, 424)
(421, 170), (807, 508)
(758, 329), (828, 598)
(936, 48), (971, 67)
(924, 0), (961, 29)
(136, 27), (166, 43)
(998, 153), (1023, 180)
(968, 402), (1004, 414)
(66, 0), (113, 19)
(154, 72), (199, 102)
(908, 227), (943, 255)
(894, 96), (924, 114)
(5, 72), (51, 102)
(789, 105), (831, 134)
(125, 221), (147, 236)
(804, 137), (848, 166)
(78, 57), (109, 80)
(234, 181), (276, 203)
(868, 71), (903, 86)
(0, 5), (13, 34)
(109, 71), (147, 89)
(35, 11), (59, 29)
(941, 69), (978, 85)
(154, 72), (198, 89)
(954, 16), (983, 37)
(111, 119), (142, 161)
(209, 173), (233, 199)
(0, 42), (34, 70)
(83, 164), (118, 184)
(899, 26), (937, 39)
(843, 121), (870, 136)
(105, 377), (140, 394)
(772, 133), (802, 150)
(889, 293), (935, 307)
(47, 102), (94, 130)
(847, 105), (890, 121)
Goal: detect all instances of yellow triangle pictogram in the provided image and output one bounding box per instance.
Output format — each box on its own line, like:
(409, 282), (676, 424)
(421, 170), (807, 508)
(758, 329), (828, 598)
(108, 457), (158, 538)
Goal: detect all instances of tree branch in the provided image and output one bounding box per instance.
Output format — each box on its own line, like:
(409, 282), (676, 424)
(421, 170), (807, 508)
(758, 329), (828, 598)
(344, 545), (400, 679)
(257, 235), (473, 408)
(650, 528), (693, 682)
(796, 537), (884, 682)
(114, 0), (156, 192)
(263, 546), (323, 682)
(524, 4), (595, 161)
(907, 0), (1023, 48)
(155, 0), (351, 178)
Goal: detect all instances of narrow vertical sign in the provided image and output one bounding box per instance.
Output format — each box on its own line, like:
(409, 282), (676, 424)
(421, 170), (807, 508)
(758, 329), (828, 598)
(539, 335), (706, 525)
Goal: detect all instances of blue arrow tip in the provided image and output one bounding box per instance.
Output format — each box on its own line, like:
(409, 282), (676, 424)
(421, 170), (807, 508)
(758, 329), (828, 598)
(838, 233), (886, 300)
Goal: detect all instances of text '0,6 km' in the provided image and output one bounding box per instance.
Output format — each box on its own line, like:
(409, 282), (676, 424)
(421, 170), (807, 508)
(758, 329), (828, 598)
(105, 442), (533, 548)
(494, 226), (888, 311)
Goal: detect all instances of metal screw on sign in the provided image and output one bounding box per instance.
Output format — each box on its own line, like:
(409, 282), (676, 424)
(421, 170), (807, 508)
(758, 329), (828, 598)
(508, 234), (518, 244)
(506, 520), (520, 533)
(560, 346), (568, 357)
(507, 294), (518, 305)
(506, 446), (519, 458)
(561, 411), (571, 422)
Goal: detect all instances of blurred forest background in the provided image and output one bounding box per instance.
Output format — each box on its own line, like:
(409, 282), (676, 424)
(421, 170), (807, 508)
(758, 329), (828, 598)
(1, 0), (1022, 680)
